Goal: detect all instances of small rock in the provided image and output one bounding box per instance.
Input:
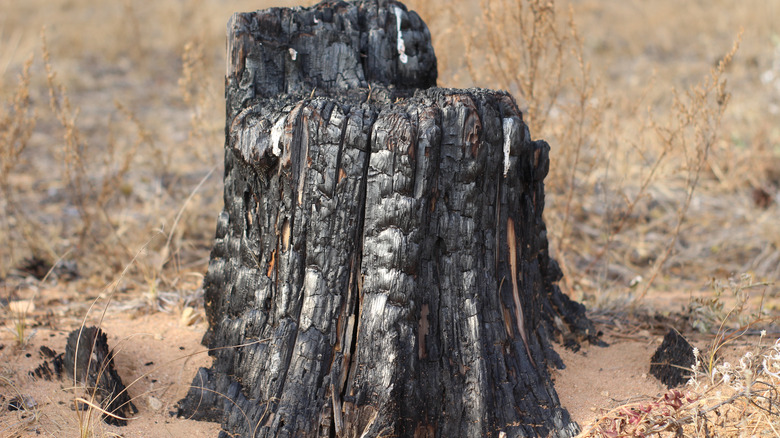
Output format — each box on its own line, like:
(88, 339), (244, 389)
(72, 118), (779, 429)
(8, 395), (36, 411)
(8, 300), (35, 314)
(147, 396), (163, 411)
(180, 306), (197, 326)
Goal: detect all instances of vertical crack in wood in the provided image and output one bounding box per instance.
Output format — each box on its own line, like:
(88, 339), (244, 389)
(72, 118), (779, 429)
(331, 382), (344, 437)
(495, 167), (501, 271)
(507, 216), (535, 368)
(334, 114), (349, 186)
(296, 108), (313, 206)
(341, 108), (374, 410)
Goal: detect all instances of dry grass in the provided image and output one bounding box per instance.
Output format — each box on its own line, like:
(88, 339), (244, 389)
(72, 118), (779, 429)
(1, 0), (779, 436)
(0, 1), (310, 285)
(0, 375), (43, 437)
(580, 332), (780, 437)
(415, 0), (780, 307)
(580, 276), (779, 437)
(1, 0), (771, 306)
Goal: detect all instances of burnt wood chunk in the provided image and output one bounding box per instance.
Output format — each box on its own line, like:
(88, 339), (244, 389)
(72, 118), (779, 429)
(650, 329), (696, 388)
(177, 1), (599, 437)
(31, 327), (137, 426)
(63, 327), (138, 426)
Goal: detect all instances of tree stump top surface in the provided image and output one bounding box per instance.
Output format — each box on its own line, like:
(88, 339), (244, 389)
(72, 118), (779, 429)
(227, 0), (437, 113)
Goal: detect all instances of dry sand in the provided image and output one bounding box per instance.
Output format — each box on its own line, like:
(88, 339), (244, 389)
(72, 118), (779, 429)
(1, 301), (696, 438)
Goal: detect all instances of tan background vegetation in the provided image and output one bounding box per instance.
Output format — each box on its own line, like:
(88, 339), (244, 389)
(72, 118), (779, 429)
(1, 0), (779, 436)
(3, 0), (778, 305)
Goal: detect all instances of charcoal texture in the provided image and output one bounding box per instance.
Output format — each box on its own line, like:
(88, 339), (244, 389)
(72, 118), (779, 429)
(650, 329), (696, 388)
(63, 327), (137, 426)
(178, 1), (598, 437)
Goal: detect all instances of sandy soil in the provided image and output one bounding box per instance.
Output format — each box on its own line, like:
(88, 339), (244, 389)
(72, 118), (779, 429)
(555, 333), (669, 427)
(0, 310), (222, 438)
(0, 297), (703, 438)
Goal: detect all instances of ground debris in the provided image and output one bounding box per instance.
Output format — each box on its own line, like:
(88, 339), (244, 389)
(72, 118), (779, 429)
(29, 327), (137, 426)
(649, 329), (695, 388)
(30, 345), (63, 381)
(7, 395), (37, 411)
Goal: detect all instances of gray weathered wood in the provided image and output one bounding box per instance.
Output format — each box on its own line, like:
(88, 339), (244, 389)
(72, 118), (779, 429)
(177, 1), (599, 437)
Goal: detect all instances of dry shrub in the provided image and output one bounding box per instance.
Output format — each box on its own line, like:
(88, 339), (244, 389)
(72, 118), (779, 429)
(0, 55), (42, 277)
(0, 57), (34, 183)
(687, 273), (773, 334)
(0, 22), (222, 299)
(632, 36), (741, 302)
(452, 0), (760, 306)
(41, 30), (141, 275)
(464, 0), (570, 137)
(178, 38), (223, 164)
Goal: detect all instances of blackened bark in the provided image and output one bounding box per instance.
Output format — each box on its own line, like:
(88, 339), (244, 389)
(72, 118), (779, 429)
(650, 329), (696, 388)
(63, 327), (137, 426)
(177, 1), (599, 437)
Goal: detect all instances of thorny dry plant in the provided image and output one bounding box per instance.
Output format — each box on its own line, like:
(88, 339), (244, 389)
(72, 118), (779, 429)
(633, 35), (742, 304)
(0, 55), (41, 276)
(687, 272), (772, 334)
(1, 25), (220, 306)
(458, 0), (751, 306)
(579, 334), (780, 437)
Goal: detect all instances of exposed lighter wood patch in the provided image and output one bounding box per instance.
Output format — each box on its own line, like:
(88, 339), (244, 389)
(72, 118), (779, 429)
(270, 115), (286, 157)
(502, 118), (515, 177)
(507, 217), (535, 367)
(282, 219), (291, 252)
(331, 383), (343, 437)
(501, 301), (513, 339)
(393, 6), (408, 64)
(267, 249), (276, 277)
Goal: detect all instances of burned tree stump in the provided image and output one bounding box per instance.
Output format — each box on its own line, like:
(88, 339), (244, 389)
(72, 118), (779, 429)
(177, 1), (599, 437)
